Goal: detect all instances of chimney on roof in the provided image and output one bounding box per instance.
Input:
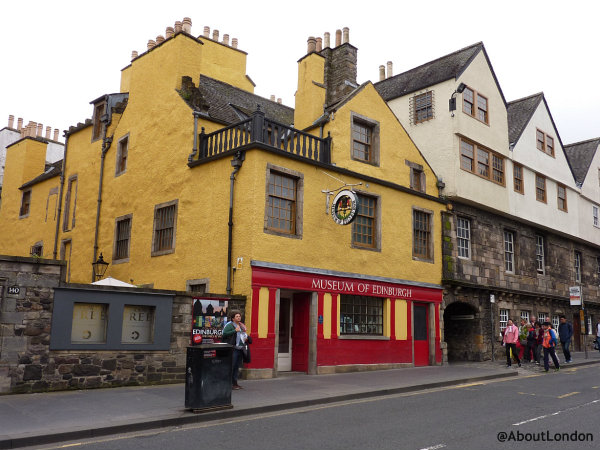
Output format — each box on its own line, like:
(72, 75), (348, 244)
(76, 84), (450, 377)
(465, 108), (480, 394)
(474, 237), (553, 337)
(147, 39), (156, 50)
(131, 50), (138, 60)
(36, 123), (43, 137)
(203, 26), (210, 37)
(17, 117), (23, 131)
(324, 32), (330, 48)
(270, 95), (275, 101)
(166, 26), (174, 38)
(320, 27), (357, 107)
(316, 37), (322, 52)
(45, 126), (51, 139)
(386, 61), (393, 78)
(232, 38), (238, 48)
(8, 115), (14, 128)
(223, 34), (229, 45)
(379, 65), (385, 81)
(212, 29), (219, 41)
(156, 35), (165, 44)
(174, 21), (182, 33)
(182, 17), (192, 33)
(53, 129), (59, 141)
(307, 36), (316, 53)
(335, 29), (341, 47)
(277, 98), (282, 104)
(342, 27), (349, 44)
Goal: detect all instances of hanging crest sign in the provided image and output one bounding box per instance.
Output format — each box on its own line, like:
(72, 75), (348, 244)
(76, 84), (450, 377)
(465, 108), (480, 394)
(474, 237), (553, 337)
(331, 190), (358, 225)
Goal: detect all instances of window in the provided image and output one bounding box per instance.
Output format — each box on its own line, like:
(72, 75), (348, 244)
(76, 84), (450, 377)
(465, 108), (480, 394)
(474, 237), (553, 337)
(597, 257), (600, 284)
(30, 242), (43, 257)
(264, 165), (303, 238)
(63, 176), (78, 231)
(188, 282), (207, 294)
(552, 315), (559, 330)
(353, 195), (377, 249)
(115, 135), (129, 176)
(537, 312), (547, 323)
(535, 234), (545, 274)
(340, 295), (383, 335)
(19, 190), (31, 217)
(504, 230), (515, 273)
(499, 309), (509, 331)
(413, 91), (433, 124)
(459, 138), (504, 185)
(574, 251), (582, 283)
(45, 187), (58, 222)
(521, 311), (530, 323)
(587, 315), (592, 335)
(513, 163), (524, 194)
(413, 209), (433, 261)
(594, 205), (599, 227)
(457, 217), (471, 259)
(406, 160), (426, 193)
(463, 87), (489, 124)
(536, 129), (555, 157)
(535, 174), (546, 203)
(113, 215), (132, 262)
(92, 102), (106, 141)
(351, 113), (379, 165)
(152, 200), (178, 256)
(557, 183), (567, 211)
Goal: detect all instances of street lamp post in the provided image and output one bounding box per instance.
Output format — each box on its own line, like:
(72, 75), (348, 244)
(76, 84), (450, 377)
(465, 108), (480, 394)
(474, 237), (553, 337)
(92, 253), (109, 281)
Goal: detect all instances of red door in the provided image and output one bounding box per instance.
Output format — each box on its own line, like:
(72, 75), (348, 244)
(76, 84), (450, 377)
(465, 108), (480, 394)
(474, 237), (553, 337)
(414, 304), (430, 366)
(291, 293), (310, 372)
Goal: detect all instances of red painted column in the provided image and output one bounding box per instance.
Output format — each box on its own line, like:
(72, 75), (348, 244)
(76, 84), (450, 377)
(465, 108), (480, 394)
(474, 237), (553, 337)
(331, 294), (338, 340)
(407, 300), (413, 362)
(390, 298), (396, 340)
(317, 292), (324, 339)
(250, 286), (260, 336)
(435, 303), (442, 363)
(267, 288), (277, 340)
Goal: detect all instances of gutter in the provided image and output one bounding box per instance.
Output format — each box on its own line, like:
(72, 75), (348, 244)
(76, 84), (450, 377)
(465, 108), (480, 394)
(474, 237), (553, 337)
(226, 151), (245, 294)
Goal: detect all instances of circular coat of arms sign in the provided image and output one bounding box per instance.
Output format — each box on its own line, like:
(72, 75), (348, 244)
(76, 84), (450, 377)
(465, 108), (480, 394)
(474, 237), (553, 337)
(331, 190), (358, 225)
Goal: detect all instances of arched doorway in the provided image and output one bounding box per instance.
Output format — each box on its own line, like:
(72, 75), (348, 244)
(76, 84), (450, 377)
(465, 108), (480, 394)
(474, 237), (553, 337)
(444, 301), (481, 361)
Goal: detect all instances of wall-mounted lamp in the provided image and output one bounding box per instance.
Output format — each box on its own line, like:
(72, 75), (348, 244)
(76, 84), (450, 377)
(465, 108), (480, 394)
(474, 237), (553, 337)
(92, 253), (109, 281)
(449, 83), (468, 117)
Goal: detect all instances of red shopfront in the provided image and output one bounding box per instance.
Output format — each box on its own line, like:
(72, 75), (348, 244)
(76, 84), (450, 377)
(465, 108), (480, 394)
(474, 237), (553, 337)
(245, 262), (443, 377)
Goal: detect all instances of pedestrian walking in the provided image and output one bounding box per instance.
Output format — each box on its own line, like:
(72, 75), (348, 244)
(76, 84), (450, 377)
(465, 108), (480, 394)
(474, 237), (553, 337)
(595, 318), (600, 353)
(534, 321), (543, 364)
(542, 321), (560, 372)
(558, 315), (573, 363)
(525, 322), (537, 362)
(502, 319), (521, 368)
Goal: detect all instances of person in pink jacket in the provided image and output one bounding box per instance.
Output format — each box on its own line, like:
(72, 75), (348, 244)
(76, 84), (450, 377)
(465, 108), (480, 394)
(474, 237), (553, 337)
(502, 319), (521, 368)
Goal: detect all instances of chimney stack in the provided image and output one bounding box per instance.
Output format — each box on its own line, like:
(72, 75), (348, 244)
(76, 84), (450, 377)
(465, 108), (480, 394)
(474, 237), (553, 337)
(166, 26), (174, 38)
(203, 26), (210, 37)
(232, 38), (238, 48)
(223, 34), (230, 45)
(387, 61), (393, 78)
(212, 29), (219, 41)
(156, 35), (165, 44)
(147, 39), (156, 50)
(277, 98), (282, 104)
(379, 65), (385, 81)
(131, 50), (138, 60)
(36, 123), (43, 137)
(182, 17), (192, 33)
(316, 37), (322, 52)
(335, 29), (341, 47)
(8, 115), (14, 128)
(324, 32), (330, 48)
(53, 129), (59, 141)
(45, 126), (51, 139)
(174, 21), (182, 33)
(342, 27), (349, 44)
(17, 117), (23, 131)
(321, 27), (358, 108)
(307, 36), (316, 53)
(270, 95), (276, 101)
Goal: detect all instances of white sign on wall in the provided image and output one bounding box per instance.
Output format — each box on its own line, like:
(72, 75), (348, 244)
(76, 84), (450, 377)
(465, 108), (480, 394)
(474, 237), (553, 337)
(569, 286), (582, 306)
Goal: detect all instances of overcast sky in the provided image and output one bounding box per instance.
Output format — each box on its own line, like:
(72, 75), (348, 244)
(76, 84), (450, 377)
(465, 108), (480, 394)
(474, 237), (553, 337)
(1, 0), (598, 145)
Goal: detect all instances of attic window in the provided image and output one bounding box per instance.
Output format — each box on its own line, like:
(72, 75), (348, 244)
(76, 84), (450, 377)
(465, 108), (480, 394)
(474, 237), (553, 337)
(350, 112), (380, 166)
(92, 102), (106, 142)
(462, 87), (489, 125)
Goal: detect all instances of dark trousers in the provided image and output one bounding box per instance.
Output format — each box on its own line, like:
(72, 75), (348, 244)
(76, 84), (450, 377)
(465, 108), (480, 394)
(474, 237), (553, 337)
(560, 339), (571, 362)
(525, 342), (536, 361)
(505, 343), (520, 366)
(232, 348), (243, 385)
(543, 346), (560, 371)
(534, 344), (542, 363)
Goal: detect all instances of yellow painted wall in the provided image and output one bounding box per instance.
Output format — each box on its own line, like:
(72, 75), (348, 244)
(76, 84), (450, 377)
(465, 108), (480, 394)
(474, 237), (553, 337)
(395, 300), (407, 340)
(294, 53), (326, 130)
(0, 138), (59, 258)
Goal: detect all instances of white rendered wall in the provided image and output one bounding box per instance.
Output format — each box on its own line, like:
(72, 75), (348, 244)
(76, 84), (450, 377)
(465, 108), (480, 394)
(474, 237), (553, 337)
(577, 142), (600, 245)
(0, 128), (21, 186)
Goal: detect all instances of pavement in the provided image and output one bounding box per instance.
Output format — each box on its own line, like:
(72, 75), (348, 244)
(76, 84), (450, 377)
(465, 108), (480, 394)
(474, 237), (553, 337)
(1, 350), (599, 449)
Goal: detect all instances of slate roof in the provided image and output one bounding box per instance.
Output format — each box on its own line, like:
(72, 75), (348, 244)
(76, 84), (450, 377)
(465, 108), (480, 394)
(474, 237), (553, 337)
(20, 159), (62, 189)
(564, 138), (600, 185)
(374, 42), (504, 102)
(507, 93), (543, 144)
(196, 75), (294, 126)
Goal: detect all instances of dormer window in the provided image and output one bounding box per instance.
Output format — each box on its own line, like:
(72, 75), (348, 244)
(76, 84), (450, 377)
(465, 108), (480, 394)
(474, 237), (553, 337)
(92, 102), (106, 141)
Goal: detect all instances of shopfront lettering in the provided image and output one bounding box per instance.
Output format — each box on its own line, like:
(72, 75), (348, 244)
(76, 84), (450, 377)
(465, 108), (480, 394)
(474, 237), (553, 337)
(311, 278), (412, 298)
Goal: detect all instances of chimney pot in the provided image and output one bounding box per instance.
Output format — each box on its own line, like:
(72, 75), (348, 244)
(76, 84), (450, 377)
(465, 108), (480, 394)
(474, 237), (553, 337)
(203, 26), (210, 37)
(335, 29), (342, 47)
(342, 27), (349, 44)
(379, 65), (385, 81)
(270, 95), (275, 101)
(324, 32), (330, 48)
(277, 98), (282, 104)
(36, 123), (43, 137)
(182, 17), (192, 33)
(232, 38), (238, 48)
(316, 37), (322, 52)
(53, 129), (59, 141)
(166, 26), (174, 38)
(17, 117), (23, 131)
(131, 50), (138, 60)
(212, 29), (219, 40)
(387, 61), (393, 78)
(156, 35), (165, 44)
(8, 115), (14, 128)
(147, 39), (156, 50)
(45, 126), (51, 139)
(174, 21), (182, 33)
(223, 33), (229, 45)
(307, 36), (317, 53)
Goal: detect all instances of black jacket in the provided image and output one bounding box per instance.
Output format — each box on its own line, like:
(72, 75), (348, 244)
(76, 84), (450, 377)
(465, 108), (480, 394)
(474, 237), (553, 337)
(558, 322), (573, 341)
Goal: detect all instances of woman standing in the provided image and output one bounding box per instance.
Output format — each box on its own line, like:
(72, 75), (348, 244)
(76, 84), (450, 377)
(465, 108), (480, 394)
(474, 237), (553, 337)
(503, 319), (521, 368)
(222, 310), (247, 390)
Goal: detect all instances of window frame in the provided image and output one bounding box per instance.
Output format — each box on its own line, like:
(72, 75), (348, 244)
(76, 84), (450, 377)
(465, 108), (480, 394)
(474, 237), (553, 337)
(574, 251), (582, 283)
(536, 128), (555, 157)
(462, 87), (489, 125)
(62, 175), (78, 231)
(513, 163), (524, 194)
(350, 112), (380, 166)
(557, 183), (567, 212)
(406, 160), (426, 193)
(412, 207), (434, 262)
(593, 205), (599, 228)
(115, 134), (129, 177)
(504, 230), (515, 273)
(535, 173), (547, 203)
(413, 91), (434, 124)
(459, 137), (504, 186)
(151, 199), (178, 257)
(19, 189), (32, 218)
(264, 164), (304, 239)
(457, 217), (471, 259)
(113, 214), (132, 264)
(499, 309), (509, 332)
(339, 295), (384, 336)
(91, 101), (106, 142)
(535, 234), (545, 275)
(352, 193), (380, 251)
(186, 278), (210, 294)
(30, 241), (43, 257)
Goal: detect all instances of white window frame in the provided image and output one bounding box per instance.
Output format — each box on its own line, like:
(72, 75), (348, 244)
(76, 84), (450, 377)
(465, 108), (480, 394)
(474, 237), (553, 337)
(457, 217), (471, 259)
(593, 205), (599, 228)
(538, 312), (548, 323)
(521, 311), (530, 323)
(535, 234), (545, 274)
(499, 309), (509, 332)
(587, 315), (593, 335)
(504, 230), (515, 273)
(575, 251), (582, 283)
(552, 315), (559, 330)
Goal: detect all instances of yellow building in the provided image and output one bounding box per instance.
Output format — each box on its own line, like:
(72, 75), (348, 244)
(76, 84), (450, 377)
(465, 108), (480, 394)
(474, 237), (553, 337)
(0, 22), (446, 375)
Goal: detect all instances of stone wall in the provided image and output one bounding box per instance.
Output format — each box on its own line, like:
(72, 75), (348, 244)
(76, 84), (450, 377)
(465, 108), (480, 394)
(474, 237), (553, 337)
(0, 255), (245, 394)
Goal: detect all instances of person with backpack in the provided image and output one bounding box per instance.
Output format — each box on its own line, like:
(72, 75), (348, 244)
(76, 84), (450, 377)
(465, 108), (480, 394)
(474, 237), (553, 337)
(542, 321), (560, 372)
(558, 315), (573, 363)
(502, 319), (521, 368)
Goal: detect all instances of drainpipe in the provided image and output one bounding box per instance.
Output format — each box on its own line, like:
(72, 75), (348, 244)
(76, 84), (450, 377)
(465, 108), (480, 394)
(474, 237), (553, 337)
(226, 151), (245, 294)
(91, 115), (112, 281)
(52, 132), (69, 259)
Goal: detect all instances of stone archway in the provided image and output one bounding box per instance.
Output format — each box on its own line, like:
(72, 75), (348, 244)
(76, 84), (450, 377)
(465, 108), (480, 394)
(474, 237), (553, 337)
(443, 301), (481, 361)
